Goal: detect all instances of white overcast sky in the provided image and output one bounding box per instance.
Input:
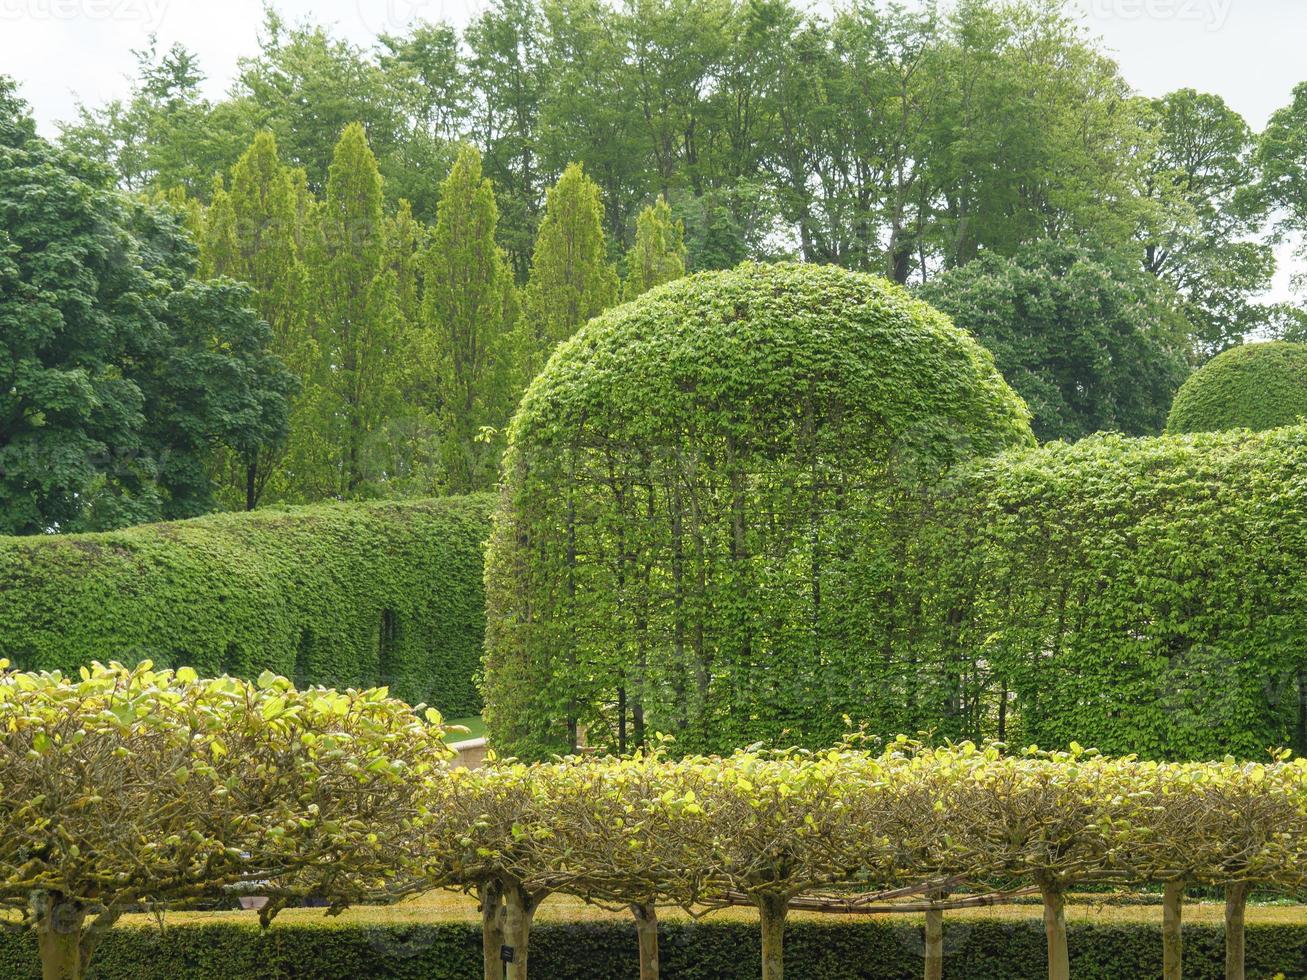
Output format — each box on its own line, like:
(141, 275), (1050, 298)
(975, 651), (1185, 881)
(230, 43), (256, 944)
(1, 0), (1303, 299)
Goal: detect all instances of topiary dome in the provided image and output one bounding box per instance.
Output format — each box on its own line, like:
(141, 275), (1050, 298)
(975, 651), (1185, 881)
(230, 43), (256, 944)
(483, 262), (1034, 758)
(1166, 341), (1307, 435)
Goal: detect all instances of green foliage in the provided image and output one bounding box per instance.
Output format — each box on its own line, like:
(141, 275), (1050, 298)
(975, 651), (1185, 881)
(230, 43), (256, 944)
(521, 162), (618, 374)
(1138, 89), (1274, 358)
(0, 916), (1304, 980)
(416, 145), (517, 492)
(927, 426), (1307, 759)
(0, 494), (493, 716)
(0, 91), (292, 533)
(0, 661), (451, 980)
(622, 196), (686, 300)
(1165, 341), (1307, 435)
(299, 123), (401, 498)
(483, 262), (1034, 759)
(920, 239), (1190, 442)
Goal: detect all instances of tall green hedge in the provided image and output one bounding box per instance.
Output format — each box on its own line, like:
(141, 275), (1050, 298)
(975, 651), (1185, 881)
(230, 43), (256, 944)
(0, 494), (493, 715)
(0, 916), (1303, 979)
(923, 425), (1307, 759)
(1166, 340), (1307, 434)
(483, 262), (1035, 758)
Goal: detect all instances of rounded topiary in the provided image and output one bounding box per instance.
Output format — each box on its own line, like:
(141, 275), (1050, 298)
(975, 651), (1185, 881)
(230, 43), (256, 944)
(1166, 341), (1307, 434)
(482, 262), (1034, 758)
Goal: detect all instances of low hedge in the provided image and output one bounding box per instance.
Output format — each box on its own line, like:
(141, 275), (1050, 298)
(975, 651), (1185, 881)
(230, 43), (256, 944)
(0, 915), (1303, 979)
(0, 494), (493, 714)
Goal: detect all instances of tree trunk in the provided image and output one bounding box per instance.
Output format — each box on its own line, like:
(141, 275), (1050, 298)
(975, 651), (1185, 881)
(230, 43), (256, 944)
(503, 884), (538, 980)
(1162, 880), (1184, 980)
(1225, 882), (1248, 980)
(758, 894), (788, 980)
(245, 458), (258, 511)
(631, 902), (659, 980)
(924, 906), (944, 980)
(36, 903), (85, 980)
(1038, 882), (1069, 980)
(479, 879), (506, 980)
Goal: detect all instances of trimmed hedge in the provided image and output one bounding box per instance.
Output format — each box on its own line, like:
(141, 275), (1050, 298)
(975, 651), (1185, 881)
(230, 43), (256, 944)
(925, 425), (1307, 758)
(0, 916), (1303, 979)
(484, 262), (1034, 758)
(1166, 340), (1307, 434)
(0, 494), (493, 715)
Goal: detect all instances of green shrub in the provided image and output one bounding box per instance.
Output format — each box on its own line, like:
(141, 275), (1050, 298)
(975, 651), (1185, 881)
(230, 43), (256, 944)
(0, 494), (492, 715)
(0, 916), (1302, 979)
(483, 262), (1035, 758)
(926, 426), (1307, 758)
(1166, 341), (1307, 434)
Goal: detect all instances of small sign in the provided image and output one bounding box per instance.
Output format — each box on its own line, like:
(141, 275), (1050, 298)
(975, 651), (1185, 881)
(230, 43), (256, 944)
(501, 945), (515, 963)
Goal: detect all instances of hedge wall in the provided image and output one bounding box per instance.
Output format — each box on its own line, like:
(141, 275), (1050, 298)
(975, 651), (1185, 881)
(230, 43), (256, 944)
(1166, 340), (1307, 434)
(0, 494), (493, 715)
(0, 917), (1303, 979)
(484, 262), (1034, 758)
(923, 425), (1307, 759)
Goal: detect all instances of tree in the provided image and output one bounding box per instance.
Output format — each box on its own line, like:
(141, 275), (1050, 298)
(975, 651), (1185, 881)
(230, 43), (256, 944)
(1258, 81), (1307, 292)
(1138, 89), (1273, 360)
(420, 145), (516, 492)
(466, 0), (547, 278)
(0, 660), (451, 980)
(302, 123), (399, 497)
(0, 86), (291, 532)
(199, 131), (307, 508)
(622, 196), (687, 300)
(920, 239), (1190, 442)
(521, 162), (618, 373)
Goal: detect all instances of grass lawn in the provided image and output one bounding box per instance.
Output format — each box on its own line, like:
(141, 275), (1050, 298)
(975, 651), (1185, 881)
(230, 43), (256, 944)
(106, 889), (1307, 933)
(442, 715), (485, 743)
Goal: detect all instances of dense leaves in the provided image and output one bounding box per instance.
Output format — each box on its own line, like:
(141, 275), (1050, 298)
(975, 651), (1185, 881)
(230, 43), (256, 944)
(0, 89), (292, 533)
(1165, 341), (1307, 434)
(483, 262), (1034, 759)
(0, 494), (493, 716)
(920, 241), (1189, 441)
(0, 661), (451, 980)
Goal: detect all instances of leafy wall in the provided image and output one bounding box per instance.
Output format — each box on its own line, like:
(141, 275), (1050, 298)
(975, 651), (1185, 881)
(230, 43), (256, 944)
(0, 494), (493, 716)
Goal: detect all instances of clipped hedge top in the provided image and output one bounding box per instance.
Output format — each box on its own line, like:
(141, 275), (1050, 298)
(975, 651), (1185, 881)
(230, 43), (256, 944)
(511, 261), (1034, 454)
(1166, 341), (1307, 434)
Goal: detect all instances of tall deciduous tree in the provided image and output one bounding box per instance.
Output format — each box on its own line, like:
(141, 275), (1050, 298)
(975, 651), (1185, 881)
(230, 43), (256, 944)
(522, 162), (618, 372)
(0, 83), (291, 532)
(304, 122), (399, 497)
(200, 131), (308, 508)
(1139, 89), (1273, 360)
(623, 196), (686, 300)
(420, 145), (516, 492)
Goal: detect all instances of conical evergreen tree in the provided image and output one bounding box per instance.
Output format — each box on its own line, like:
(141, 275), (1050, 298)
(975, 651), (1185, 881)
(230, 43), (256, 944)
(623, 196), (686, 300)
(420, 145), (515, 492)
(521, 162), (617, 373)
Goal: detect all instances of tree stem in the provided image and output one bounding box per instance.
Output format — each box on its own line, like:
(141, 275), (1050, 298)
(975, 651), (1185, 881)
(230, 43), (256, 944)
(1039, 881), (1069, 980)
(758, 894), (788, 980)
(1162, 880), (1184, 980)
(631, 901), (659, 980)
(1225, 881), (1248, 980)
(479, 879), (506, 980)
(36, 900), (85, 980)
(924, 906), (944, 980)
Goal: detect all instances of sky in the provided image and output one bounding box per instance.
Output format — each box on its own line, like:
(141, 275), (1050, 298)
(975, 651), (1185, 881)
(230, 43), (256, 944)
(1, 0), (1302, 298)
